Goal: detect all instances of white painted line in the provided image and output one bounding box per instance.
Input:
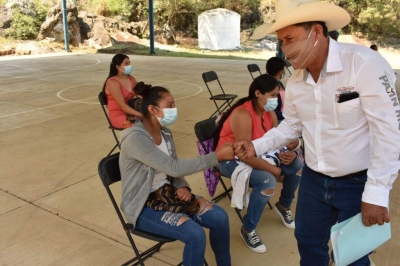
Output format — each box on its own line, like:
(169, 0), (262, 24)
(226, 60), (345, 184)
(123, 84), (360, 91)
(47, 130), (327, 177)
(172, 81), (203, 100)
(56, 83), (98, 104)
(1, 59), (101, 80)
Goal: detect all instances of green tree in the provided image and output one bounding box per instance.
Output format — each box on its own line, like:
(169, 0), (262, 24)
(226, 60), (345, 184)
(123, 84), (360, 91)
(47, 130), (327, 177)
(8, 9), (39, 40)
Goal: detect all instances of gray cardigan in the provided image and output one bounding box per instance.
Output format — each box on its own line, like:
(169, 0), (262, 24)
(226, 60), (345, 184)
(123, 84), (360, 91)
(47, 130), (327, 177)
(119, 122), (219, 226)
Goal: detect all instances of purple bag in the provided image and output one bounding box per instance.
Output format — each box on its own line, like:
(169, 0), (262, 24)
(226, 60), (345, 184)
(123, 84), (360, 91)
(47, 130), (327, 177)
(196, 139), (220, 197)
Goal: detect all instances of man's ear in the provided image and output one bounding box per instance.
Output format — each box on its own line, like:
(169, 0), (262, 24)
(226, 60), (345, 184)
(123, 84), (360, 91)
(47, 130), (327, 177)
(314, 24), (324, 40)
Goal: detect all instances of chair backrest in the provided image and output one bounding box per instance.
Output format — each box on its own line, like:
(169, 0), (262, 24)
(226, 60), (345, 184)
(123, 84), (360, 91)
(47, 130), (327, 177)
(247, 64), (262, 80)
(98, 91), (108, 106)
(247, 64), (261, 73)
(202, 71), (228, 96)
(202, 71), (218, 83)
(98, 152), (121, 186)
(194, 117), (217, 153)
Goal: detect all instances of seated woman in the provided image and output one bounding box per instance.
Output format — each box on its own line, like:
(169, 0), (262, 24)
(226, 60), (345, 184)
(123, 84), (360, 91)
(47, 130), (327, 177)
(102, 54), (143, 129)
(214, 74), (303, 253)
(119, 83), (233, 266)
(266, 57), (286, 123)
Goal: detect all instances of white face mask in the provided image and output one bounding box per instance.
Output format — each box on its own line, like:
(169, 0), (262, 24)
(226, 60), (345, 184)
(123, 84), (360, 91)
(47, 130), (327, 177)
(281, 26), (318, 69)
(123, 65), (133, 75)
(259, 95), (278, 111)
(281, 70), (286, 80)
(154, 107), (178, 127)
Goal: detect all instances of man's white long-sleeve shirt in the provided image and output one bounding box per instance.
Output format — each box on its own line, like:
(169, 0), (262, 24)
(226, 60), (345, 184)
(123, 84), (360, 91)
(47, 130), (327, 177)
(252, 39), (400, 207)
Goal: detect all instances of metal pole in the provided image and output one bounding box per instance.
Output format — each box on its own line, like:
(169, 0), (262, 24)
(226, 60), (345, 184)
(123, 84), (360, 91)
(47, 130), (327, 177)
(61, 0), (71, 52)
(148, 0), (155, 54)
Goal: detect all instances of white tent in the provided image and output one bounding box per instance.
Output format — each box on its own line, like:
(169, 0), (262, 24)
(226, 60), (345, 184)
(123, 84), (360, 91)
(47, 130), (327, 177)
(198, 8), (241, 50)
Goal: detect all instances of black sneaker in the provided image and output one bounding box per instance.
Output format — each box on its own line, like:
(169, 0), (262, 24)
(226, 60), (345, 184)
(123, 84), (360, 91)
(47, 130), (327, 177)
(239, 227), (266, 253)
(274, 202), (295, 228)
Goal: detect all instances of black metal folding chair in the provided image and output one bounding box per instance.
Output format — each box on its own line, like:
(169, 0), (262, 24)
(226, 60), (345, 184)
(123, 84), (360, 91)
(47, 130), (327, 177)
(98, 91), (123, 156)
(194, 118), (272, 225)
(247, 64), (262, 80)
(201, 71), (238, 118)
(98, 153), (208, 266)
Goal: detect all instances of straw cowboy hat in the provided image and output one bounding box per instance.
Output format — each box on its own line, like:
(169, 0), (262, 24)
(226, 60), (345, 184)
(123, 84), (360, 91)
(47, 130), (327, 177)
(252, 0), (350, 40)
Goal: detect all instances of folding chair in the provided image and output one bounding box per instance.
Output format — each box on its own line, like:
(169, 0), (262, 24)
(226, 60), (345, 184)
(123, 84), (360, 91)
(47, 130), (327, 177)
(201, 71), (238, 118)
(247, 64), (262, 80)
(98, 91), (123, 157)
(194, 118), (272, 225)
(98, 153), (208, 266)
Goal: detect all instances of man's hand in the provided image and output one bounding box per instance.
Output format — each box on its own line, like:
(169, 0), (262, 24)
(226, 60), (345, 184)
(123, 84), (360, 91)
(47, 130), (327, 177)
(233, 140), (256, 160)
(279, 151), (297, 165)
(176, 187), (192, 202)
(361, 202), (390, 226)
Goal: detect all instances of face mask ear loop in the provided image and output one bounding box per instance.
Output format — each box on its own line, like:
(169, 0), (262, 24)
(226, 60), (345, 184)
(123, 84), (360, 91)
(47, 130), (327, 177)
(307, 26), (315, 38)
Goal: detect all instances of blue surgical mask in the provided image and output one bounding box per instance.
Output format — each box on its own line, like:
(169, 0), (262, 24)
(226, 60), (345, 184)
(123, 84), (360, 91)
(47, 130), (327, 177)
(123, 65), (133, 75)
(281, 71), (286, 80)
(259, 95), (278, 111)
(154, 107), (178, 127)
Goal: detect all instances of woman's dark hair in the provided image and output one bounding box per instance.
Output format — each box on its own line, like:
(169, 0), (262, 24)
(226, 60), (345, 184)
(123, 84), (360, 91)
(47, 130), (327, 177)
(140, 84), (170, 118)
(102, 54), (129, 93)
(213, 74), (279, 149)
(266, 57), (285, 76)
(134, 81), (148, 96)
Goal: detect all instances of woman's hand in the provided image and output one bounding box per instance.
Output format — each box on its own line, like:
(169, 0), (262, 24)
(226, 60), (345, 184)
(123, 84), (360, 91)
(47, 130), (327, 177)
(176, 187), (192, 202)
(279, 151), (297, 165)
(215, 142), (235, 161)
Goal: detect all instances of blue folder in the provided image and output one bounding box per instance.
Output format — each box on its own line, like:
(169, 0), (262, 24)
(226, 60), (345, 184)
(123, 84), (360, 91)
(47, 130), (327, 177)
(331, 213), (391, 266)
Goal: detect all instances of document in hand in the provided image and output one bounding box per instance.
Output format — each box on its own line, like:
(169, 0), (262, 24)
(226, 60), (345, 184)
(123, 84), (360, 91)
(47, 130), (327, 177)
(330, 213), (391, 266)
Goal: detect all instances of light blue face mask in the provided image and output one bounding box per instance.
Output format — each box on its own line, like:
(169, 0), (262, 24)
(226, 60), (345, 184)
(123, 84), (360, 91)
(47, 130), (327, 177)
(123, 65), (133, 75)
(259, 95), (278, 111)
(154, 107), (178, 127)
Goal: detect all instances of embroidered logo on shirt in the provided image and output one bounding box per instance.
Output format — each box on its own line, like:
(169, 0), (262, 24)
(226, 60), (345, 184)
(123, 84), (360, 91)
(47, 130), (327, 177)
(380, 72), (400, 130)
(379, 72), (396, 95)
(335, 86), (355, 102)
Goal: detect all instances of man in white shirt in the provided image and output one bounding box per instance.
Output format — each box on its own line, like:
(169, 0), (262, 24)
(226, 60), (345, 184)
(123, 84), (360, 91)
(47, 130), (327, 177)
(240, 0), (400, 265)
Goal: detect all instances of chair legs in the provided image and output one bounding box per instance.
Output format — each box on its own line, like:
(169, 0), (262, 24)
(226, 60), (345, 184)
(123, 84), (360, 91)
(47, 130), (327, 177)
(123, 241), (166, 266)
(209, 98), (235, 118)
(107, 129), (121, 157)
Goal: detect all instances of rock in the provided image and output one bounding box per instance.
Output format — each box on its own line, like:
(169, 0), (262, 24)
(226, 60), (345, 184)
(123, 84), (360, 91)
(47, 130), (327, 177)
(0, 0), (34, 35)
(90, 19), (111, 48)
(4, 0), (35, 16)
(14, 41), (55, 55)
(155, 24), (176, 45)
(37, 1), (81, 47)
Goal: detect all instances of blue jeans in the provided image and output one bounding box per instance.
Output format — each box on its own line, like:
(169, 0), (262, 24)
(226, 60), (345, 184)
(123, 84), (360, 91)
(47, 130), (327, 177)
(135, 204), (231, 266)
(218, 158), (302, 232)
(295, 165), (370, 266)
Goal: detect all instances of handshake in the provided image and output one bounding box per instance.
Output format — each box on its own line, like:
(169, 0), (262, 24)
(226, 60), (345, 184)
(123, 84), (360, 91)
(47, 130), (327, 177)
(215, 140), (256, 162)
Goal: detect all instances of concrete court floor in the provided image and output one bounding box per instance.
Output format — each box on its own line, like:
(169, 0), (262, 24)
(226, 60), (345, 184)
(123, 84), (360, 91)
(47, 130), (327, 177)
(0, 52), (399, 266)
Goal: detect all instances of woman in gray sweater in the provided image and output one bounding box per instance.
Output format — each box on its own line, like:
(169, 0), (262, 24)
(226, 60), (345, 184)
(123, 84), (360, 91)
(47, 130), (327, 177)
(119, 83), (233, 266)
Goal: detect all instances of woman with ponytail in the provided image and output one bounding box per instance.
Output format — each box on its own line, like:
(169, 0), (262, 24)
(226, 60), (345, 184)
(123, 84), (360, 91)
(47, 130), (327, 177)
(102, 54), (143, 128)
(214, 74), (303, 253)
(119, 84), (233, 266)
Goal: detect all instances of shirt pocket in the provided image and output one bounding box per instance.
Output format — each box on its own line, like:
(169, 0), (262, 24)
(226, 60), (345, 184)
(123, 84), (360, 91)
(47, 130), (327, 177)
(334, 98), (363, 129)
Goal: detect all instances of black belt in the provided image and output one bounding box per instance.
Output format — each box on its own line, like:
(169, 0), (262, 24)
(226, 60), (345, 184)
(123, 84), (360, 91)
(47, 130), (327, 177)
(305, 165), (367, 179)
(336, 169), (368, 179)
